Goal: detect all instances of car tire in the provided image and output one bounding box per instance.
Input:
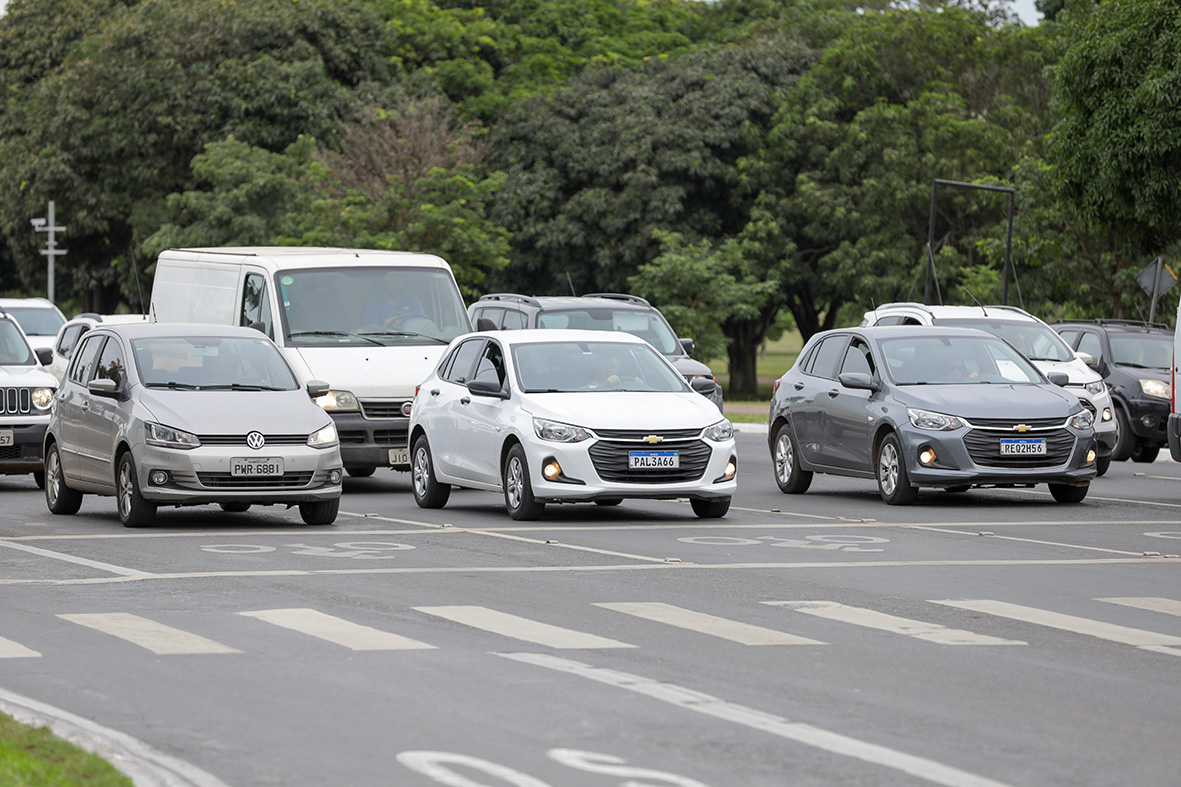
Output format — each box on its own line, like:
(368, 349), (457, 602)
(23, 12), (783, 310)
(1049, 482), (1089, 503)
(503, 444), (545, 521)
(1095, 453), (1112, 476)
(1131, 444), (1160, 463)
(117, 453), (156, 528)
(1112, 406), (1134, 462)
(45, 443), (82, 516)
(299, 498), (339, 525)
(594, 498), (623, 507)
(412, 435), (451, 509)
(690, 497), (730, 518)
(219, 502), (251, 513)
(32, 471), (45, 489)
(876, 433), (918, 506)
(346, 467), (376, 478)
(772, 423), (813, 494)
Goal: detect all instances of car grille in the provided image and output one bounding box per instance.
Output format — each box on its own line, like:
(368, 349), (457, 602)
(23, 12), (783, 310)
(588, 439), (712, 483)
(964, 416), (1066, 430)
(196, 472), (315, 488)
(0, 445), (21, 459)
(963, 428), (1077, 468)
(0, 388), (34, 415)
(359, 400), (410, 419)
(591, 428), (703, 440)
(195, 434), (309, 446)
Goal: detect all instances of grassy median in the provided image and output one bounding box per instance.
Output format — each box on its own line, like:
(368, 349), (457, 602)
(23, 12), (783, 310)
(0, 712), (131, 787)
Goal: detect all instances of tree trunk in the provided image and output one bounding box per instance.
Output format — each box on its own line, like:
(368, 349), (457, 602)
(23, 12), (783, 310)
(727, 322), (760, 398)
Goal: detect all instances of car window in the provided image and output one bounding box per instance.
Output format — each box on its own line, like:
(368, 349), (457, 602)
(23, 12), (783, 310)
(0, 319), (35, 365)
(840, 339), (875, 377)
(93, 336), (127, 388)
(537, 308), (680, 355)
(442, 339), (484, 384)
(883, 335), (1041, 385)
(473, 307), (503, 329)
(132, 336), (298, 390)
(1110, 333), (1172, 369)
(500, 309), (527, 330)
(1077, 332), (1103, 364)
(807, 336), (848, 380)
(1056, 328), (1079, 347)
(69, 335), (106, 385)
(473, 341), (506, 386)
(939, 318), (1074, 362)
(4, 306), (64, 337)
(57, 324), (87, 356)
(512, 340), (685, 393)
(240, 273), (274, 340)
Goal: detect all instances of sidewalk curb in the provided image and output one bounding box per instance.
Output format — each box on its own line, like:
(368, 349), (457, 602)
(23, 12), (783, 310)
(732, 421), (769, 435)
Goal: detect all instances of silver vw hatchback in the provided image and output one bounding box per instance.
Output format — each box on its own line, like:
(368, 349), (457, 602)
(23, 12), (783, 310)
(43, 323), (343, 527)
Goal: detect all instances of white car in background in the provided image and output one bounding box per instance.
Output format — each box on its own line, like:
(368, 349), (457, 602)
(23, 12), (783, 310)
(408, 329), (737, 520)
(0, 297), (66, 352)
(48, 313), (149, 382)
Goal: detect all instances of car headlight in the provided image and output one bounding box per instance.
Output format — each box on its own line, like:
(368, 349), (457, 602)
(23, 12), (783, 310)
(314, 390), (359, 411)
(31, 387), (54, 410)
(1069, 410), (1095, 430)
(145, 422), (200, 449)
(308, 423), (338, 448)
(533, 418), (591, 443)
(1084, 381), (1105, 396)
(907, 408), (963, 431)
(1139, 379), (1170, 399)
(703, 419), (734, 441)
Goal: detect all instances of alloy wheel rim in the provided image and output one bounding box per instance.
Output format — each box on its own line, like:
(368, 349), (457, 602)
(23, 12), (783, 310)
(880, 443), (899, 495)
(413, 447), (428, 497)
(506, 456), (523, 509)
(775, 433), (793, 483)
(47, 451), (60, 506)
(118, 462), (133, 518)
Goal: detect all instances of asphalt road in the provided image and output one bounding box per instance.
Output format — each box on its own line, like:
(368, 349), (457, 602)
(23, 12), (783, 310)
(1, 431), (1179, 787)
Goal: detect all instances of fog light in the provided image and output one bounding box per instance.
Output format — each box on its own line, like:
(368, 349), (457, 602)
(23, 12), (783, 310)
(149, 470), (168, 486)
(724, 459), (736, 479)
(329, 469), (342, 484)
(401, 401), (413, 416)
(1101, 408), (1112, 422)
(1142, 415), (1155, 428)
(1086, 449), (1096, 465)
(919, 449), (936, 466)
(543, 460), (562, 480)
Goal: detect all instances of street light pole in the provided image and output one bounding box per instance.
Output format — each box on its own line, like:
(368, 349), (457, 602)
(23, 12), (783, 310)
(30, 200), (67, 304)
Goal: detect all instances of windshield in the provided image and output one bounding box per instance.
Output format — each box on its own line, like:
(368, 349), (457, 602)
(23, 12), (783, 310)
(536, 308), (680, 355)
(132, 336), (299, 390)
(512, 340), (688, 393)
(6, 306), (64, 337)
(277, 266), (470, 347)
(883, 335), (1043, 385)
(1110, 334), (1172, 369)
(940, 318), (1074, 362)
(0, 319), (35, 365)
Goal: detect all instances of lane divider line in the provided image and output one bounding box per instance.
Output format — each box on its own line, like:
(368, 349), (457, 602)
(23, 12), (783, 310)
(0, 539), (152, 576)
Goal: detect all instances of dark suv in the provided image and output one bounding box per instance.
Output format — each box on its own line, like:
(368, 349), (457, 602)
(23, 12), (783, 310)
(1053, 320), (1172, 462)
(468, 293), (723, 409)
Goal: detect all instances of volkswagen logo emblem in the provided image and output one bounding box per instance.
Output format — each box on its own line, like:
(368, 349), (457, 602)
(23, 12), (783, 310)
(246, 431), (266, 450)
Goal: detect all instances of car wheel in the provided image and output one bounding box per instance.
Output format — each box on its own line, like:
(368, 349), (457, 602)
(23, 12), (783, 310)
(690, 497), (730, 518)
(45, 444), (82, 515)
(219, 502), (251, 513)
(117, 453), (156, 528)
(346, 467), (376, 478)
(299, 498), (340, 525)
(503, 444), (545, 521)
(594, 498), (623, 507)
(876, 433), (918, 506)
(1112, 407), (1134, 461)
(1095, 453), (1112, 477)
(1131, 444), (1160, 463)
(772, 423), (813, 494)
(32, 471), (45, 490)
(1049, 482), (1089, 503)
(411, 435), (451, 509)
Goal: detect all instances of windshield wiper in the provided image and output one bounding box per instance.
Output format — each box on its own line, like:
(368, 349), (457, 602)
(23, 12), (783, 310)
(200, 384), (286, 391)
(147, 381), (201, 390)
(289, 330), (383, 347)
(357, 330), (449, 345)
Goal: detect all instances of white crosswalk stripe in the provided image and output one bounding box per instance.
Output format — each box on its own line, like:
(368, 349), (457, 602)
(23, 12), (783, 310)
(930, 600), (1181, 656)
(58, 613), (240, 655)
(240, 608), (435, 651)
(0, 635), (40, 659)
(763, 601), (1026, 646)
(595, 602), (825, 646)
(415, 605), (634, 649)
(1097, 597), (1181, 617)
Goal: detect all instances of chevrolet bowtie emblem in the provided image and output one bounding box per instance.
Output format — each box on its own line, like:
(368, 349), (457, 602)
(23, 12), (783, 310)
(1013, 424), (1032, 432)
(643, 435), (663, 444)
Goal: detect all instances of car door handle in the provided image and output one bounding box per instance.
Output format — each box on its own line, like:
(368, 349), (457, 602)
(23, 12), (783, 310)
(828, 389), (839, 398)
(430, 389), (440, 396)
(81, 401), (89, 409)
(460, 396), (471, 405)
(794, 382), (805, 390)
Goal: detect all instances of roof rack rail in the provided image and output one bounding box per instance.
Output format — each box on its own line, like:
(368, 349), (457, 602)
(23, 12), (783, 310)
(1054, 318), (1172, 330)
(75, 312), (102, 321)
(583, 292), (651, 306)
(477, 293), (540, 307)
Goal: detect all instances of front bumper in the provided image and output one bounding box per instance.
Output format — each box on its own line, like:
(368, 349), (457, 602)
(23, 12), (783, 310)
(1123, 397), (1169, 444)
(898, 426), (1096, 488)
(327, 410), (410, 469)
(0, 422), (47, 474)
(526, 435), (737, 502)
(134, 443), (343, 505)
(1167, 413), (1181, 461)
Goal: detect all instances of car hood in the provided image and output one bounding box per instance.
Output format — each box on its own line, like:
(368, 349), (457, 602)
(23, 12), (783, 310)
(1113, 364), (1170, 382)
(0, 364), (57, 387)
(1030, 357), (1101, 384)
(523, 392), (725, 430)
(892, 383), (1081, 419)
(289, 346), (445, 399)
(135, 388), (331, 435)
(670, 356), (714, 377)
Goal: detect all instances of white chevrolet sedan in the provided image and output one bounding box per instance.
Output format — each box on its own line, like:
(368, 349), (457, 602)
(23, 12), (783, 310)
(408, 329), (736, 520)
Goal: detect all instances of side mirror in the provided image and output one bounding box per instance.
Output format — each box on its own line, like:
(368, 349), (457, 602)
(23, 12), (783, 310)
(678, 337), (695, 356)
(476, 317), (497, 332)
(839, 372), (880, 392)
(35, 347), (53, 367)
(87, 378), (119, 397)
(305, 380), (330, 398)
(467, 378), (509, 399)
(248, 320), (267, 334)
(1046, 371), (1070, 387)
(690, 377), (717, 396)
(1075, 351), (1097, 368)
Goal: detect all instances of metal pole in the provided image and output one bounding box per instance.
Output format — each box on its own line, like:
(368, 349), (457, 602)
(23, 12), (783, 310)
(1149, 256), (1164, 324)
(31, 200), (67, 304)
(926, 181), (938, 304)
(1002, 192), (1014, 306)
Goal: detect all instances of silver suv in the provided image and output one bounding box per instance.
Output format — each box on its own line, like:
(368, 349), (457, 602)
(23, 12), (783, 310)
(0, 309), (57, 487)
(861, 303), (1118, 475)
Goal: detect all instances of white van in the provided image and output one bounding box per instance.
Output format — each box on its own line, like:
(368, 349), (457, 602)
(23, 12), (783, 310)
(149, 247), (472, 475)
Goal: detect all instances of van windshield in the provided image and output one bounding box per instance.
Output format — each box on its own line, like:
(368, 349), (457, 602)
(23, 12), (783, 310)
(276, 267), (470, 347)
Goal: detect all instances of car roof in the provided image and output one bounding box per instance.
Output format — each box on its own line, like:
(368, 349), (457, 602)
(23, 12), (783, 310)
(868, 302), (1042, 323)
(0, 297), (59, 309)
(1054, 319), (1172, 335)
(63, 313), (149, 327)
(459, 328), (652, 347)
(475, 293), (653, 311)
(162, 247), (451, 271)
(92, 322), (275, 340)
(819, 325), (1001, 341)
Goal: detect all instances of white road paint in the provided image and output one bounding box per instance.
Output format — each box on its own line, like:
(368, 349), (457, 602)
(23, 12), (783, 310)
(595, 602), (825, 646)
(239, 608), (434, 650)
(1098, 597), (1181, 617)
(764, 601), (1024, 646)
(930, 600), (1181, 656)
(0, 539), (151, 576)
(470, 528), (673, 563)
(415, 606), (634, 649)
(500, 652), (1013, 787)
(57, 613), (240, 655)
(0, 635), (40, 658)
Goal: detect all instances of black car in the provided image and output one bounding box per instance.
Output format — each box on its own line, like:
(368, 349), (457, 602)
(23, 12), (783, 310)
(768, 326), (1097, 505)
(468, 292), (723, 409)
(1053, 320), (1172, 463)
